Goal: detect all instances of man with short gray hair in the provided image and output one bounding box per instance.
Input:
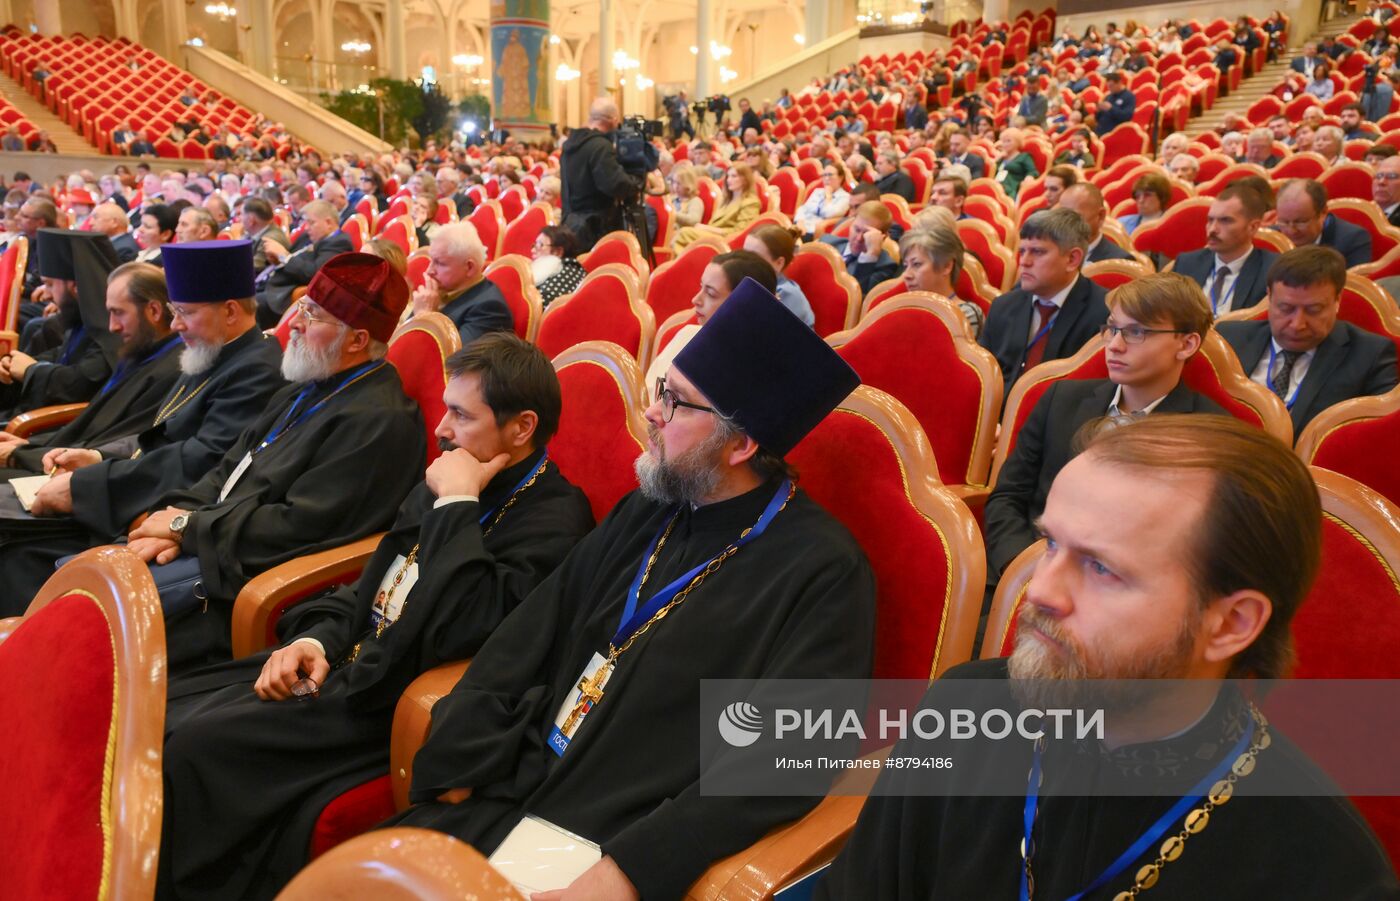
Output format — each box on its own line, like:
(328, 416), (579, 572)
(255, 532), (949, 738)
(979, 208), (1110, 388)
(1244, 128), (1281, 168)
(874, 149), (916, 202)
(411, 220), (513, 345)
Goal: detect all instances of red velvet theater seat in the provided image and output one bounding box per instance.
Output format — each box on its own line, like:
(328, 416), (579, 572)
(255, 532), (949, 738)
(0, 547), (165, 901)
(827, 294), (1003, 495)
(646, 238), (725, 324)
(466, 200), (507, 261)
(534, 264), (654, 365)
(580, 229), (651, 285)
(386, 311), (461, 465)
(550, 339), (649, 523)
(498, 201), (551, 259)
(483, 254), (544, 342)
(787, 242), (861, 338)
(1296, 386), (1400, 509)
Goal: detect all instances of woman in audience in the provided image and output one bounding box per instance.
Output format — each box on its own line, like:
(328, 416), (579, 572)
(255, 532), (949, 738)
(794, 159), (852, 239)
(1118, 172), (1171, 234)
(359, 170), (388, 211)
(412, 192), (441, 246)
(898, 226), (984, 338)
(742, 224), (816, 327)
(668, 166), (704, 228)
(531, 225), (588, 307)
(672, 162), (761, 250)
(1158, 26), (1183, 55)
(1306, 62), (1335, 100)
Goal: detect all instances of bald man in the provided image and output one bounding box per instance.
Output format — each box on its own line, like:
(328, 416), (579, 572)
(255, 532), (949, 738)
(1059, 183), (1134, 263)
(559, 97), (644, 245)
(90, 202), (139, 262)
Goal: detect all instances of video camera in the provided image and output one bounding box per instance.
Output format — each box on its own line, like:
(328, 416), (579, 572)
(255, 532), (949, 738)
(612, 115), (662, 174)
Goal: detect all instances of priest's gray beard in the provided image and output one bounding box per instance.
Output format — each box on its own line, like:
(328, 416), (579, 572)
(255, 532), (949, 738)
(281, 328), (349, 383)
(179, 336), (226, 375)
(1007, 599), (1200, 715)
(635, 421), (729, 505)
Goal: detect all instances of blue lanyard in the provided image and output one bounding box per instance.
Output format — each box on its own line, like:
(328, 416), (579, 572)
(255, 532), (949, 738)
(478, 451), (547, 525)
(57, 326), (86, 365)
(613, 478), (791, 649)
(1019, 710), (1255, 901)
(1265, 343), (1304, 409)
(98, 334), (179, 397)
(1021, 308), (1057, 369)
(255, 360), (384, 455)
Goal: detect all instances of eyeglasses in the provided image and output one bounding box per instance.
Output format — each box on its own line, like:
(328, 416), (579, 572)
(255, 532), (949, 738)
(655, 377), (716, 422)
(294, 299), (344, 326)
(1376, 172), (1400, 182)
(166, 302), (208, 320)
(1100, 323), (1187, 344)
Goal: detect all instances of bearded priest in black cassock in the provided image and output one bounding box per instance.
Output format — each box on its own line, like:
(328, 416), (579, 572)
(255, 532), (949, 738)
(819, 416), (1400, 901)
(0, 261), (182, 479)
(385, 279), (878, 899)
(105, 251), (426, 670)
(0, 228), (119, 418)
(156, 333), (594, 901)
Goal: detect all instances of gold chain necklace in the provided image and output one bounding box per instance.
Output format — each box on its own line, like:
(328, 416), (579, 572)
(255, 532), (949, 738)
(1022, 704), (1270, 901)
(153, 377), (213, 426)
(347, 456), (550, 661)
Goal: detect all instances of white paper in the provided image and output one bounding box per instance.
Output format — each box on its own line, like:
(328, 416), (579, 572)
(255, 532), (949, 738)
(11, 475), (49, 512)
(488, 815), (602, 894)
(218, 452), (253, 503)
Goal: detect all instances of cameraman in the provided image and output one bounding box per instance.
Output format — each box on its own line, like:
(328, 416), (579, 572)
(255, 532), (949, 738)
(668, 90), (695, 141)
(560, 97), (645, 246)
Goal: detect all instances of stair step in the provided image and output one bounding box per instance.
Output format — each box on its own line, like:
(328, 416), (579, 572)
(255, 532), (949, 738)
(0, 69), (94, 153)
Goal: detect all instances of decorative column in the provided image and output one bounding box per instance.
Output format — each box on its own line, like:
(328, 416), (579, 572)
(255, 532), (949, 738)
(598, 0), (615, 99)
(803, 0), (827, 47)
(982, 0), (1009, 24)
(32, 0), (60, 35)
(240, 0), (275, 75)
(696, 0), (711, 98)
(491, 0), (552, 141)
(385, 0), (407, 79)
(163, 0), (189, 57)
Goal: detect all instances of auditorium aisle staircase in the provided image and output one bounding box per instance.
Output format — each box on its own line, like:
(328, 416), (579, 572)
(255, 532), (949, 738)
(0, 69), (87, 154)
(1181, 12), (1363, 134)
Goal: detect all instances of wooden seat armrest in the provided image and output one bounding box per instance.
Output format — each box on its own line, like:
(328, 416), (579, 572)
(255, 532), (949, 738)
(391, 659), (473, 811)
(0, 330), (15, 357)
(229, 533), (386, 658)
(685, 794), (866, 899)
(6, 402), (88, 437)
(0, 615), (21, 644)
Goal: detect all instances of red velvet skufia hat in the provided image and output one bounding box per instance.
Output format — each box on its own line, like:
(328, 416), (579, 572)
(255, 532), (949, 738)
(306, 252), (409, 343)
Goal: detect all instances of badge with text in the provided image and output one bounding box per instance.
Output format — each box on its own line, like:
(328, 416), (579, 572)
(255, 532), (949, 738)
(218, 452), (253, 503)
(548, 652), (613, 757)
(369, 554), (419, 631)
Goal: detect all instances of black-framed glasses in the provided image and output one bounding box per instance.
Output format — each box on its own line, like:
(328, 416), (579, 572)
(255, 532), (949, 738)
(656, 378), (716, 422)
(1100, 323), (1187, 344)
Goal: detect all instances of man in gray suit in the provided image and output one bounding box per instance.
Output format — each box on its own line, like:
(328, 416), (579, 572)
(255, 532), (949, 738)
(1217, 246), (1396, 437)
(1172, 183), (1277, 314)
(240, 197), (290, 275)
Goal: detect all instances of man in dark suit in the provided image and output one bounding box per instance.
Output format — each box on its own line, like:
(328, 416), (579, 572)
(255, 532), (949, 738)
(944, 129), (985, 180)
(1275, 179), (1374, 267)
(1290, 42), (1321, 77)
(411, 220), (514, 346)
(253, 200), (354, 328)
(1244, 128), (1282, 168)
(1059, 183), (1133, 263)
(1094, 71), (1136, 136)
(873, 151), (916, 203)
(822, 201), (900, 296)
(979, 208), (1110, 390)
(1372, 155), (1400, 227)
(984, 271), (1228, 583)
(1218, 245), (1397, 437)
(1016, 81), (1048, 127)
(1172, 183), (1277, 314)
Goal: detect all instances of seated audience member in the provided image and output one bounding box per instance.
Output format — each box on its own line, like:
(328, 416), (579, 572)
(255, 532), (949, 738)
(175, 206), (218, 244)
(984, 272), (1226, 583)
(1292, 39), (1323, 76)
(874, 150), (917, 203)
(1375, 154), (1400, 227)
(1217, 245), (1397, 437)
(1118, 172), (1170, 234)
(930, 174), (969, 219)
(1095, 71), (1136, 135)
(667, 167), (704, 229)
(821, 414), (1400, 900)
(794, 160), (852, 238)
(743, 224), (816, 327)
(1058, 183), (1132, 263)
(1220, 130), (1245, 162)
(1168, 150), (1200, 184)
(979, 209), (1110, 389)
(78, 253), (425, 670)
(944, 128), (986, 180)
(1340, 103), (1381, 141)
(531, 224), (587, 307)
(994, 128), (1039, 198)
(1306, 62), (1336, 100)
(128, 130), (156, 157)
(1041, 165), (1078, 209)
(413, 192), (442, 247)
(1311, 124), (1345, 165)
(158, 333), (595, 901)
(412, 220), (514, 344)
(1364, 143), (1398, 167)
(1363, 71), (1399, 123)
(91, 202), (139, 262)
(136, 202), (178, 266)
(241, 197), (291, 274)
(0, 241), (286, 609)
(1173, 183), (1278, 313)
(203, 193), (232, 232)
(1274, 179), (1373, 267)
(1157, 131), (1190, 166)
(899, 225), (985, 337)
(823, 200), (900, 295)
(385, 279), (873, 901)
(254, 199), (355, 327)
(0, 262), (180, 476)
(0, 230), (118, 419)
(1016, 80), (1049, 128)
(672, 162), (761, 250)
(1052, 129), (1096, 168)
(1244, 128), (1282, 168)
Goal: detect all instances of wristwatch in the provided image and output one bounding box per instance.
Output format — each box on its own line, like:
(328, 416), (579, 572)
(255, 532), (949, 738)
(169, 512), (190, 540)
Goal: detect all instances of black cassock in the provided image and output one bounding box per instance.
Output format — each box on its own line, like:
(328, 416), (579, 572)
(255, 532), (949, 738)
(0, 324), (112, 418)
(158, 453), (594, 901)
(818, 658), (1400, 901)
(0, 332), (184, 479)
(0, 327), (285, 608)
(151, 360), (426, 668)
(391, 479), (877, 899)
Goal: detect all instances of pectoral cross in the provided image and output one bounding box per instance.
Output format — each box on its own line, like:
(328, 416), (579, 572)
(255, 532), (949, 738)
(561, 662), (611, 737)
